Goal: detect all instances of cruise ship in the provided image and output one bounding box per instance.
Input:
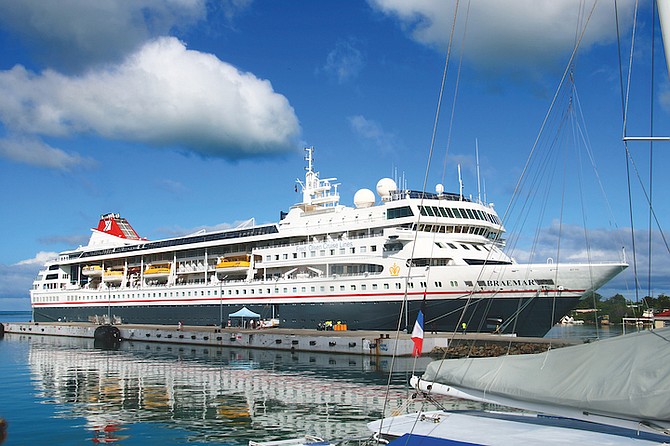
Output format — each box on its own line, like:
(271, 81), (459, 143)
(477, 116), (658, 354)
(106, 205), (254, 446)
(30, 147), (627, 337)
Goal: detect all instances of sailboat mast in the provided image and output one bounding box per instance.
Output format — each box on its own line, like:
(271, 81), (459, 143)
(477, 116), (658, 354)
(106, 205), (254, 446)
(657, 0), (670, 77)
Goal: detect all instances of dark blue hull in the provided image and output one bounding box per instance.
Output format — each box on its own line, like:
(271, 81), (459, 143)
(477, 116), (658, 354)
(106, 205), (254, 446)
(32, 295), (580, 337)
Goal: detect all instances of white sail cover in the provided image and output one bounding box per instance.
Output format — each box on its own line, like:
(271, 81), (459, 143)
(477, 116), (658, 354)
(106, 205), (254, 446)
(422, 327), (670, 424)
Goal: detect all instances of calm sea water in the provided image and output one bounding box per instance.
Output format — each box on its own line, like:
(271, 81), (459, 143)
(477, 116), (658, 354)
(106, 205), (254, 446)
(0, 311), (622, 445)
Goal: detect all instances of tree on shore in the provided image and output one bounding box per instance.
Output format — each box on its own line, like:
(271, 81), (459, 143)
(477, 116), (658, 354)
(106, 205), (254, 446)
(574, 292), (669, 324)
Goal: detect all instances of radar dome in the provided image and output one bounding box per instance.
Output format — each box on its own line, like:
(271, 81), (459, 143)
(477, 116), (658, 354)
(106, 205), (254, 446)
(376, 178), (397, 199)
(354, 188), (375, 208)
(435, 183), (444, 194)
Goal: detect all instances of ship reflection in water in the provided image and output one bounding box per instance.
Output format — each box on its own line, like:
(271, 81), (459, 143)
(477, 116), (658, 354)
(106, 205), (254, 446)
(17, 334), (482, 444)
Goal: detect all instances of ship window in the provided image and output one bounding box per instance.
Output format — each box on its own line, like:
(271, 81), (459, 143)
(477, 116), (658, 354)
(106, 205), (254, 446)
(450, 281), (458, 286)
(384, 283), (389, 290)
(320, 286), (325, 292)
(275, 255), (279, 260)
(425, 206), (435, 216)
(283, 254), (288, 260)
(340, 248), (345, 255)
(294, 253), (298, 259)
(388, 206), (414, 219)
(445, 208), (454, 218)
(330, 286), (335, 291)
(320, 250), (326, 256)
(536, 279), (555, 285)
(460, 244), (470, 250)
(419, 206), (428, 216)
(435, 281), (442, 287)
(472, 245), (481, 251)
(453, 208), (462, 218)
(46, 274), (58, 280)
(465, 209), (475, 219)
(283, 287), (288, 293)
(310, 251), (316, 257)
(361, 284), (366, 290)
(350, 247), (355, 254)
(340, 285), (345, 291)
(360, 246), (367, 253)
(373, 284), (378, 290)
(351, 285), (356, 291)
(311, 286), (315, 292)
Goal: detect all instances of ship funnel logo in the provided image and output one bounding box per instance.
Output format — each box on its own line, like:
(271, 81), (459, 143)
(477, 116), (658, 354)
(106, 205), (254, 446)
(389, 263), (400, 276)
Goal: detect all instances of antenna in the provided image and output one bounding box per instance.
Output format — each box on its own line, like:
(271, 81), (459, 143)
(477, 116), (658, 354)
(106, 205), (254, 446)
(476, 139), (482, 204)
(458, 164), (463, 200)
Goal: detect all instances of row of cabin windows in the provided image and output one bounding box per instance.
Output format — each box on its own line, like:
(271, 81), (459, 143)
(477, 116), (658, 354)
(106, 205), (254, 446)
(417, 223), (493, 237)
(266, 245), (377, 262)
(419, 205), (501, 225)
(436, 242), (489, 252)
(34, 280), (465, 302)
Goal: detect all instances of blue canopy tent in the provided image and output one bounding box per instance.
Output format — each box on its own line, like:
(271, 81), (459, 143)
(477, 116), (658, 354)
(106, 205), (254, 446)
(228, 306), (261, 328)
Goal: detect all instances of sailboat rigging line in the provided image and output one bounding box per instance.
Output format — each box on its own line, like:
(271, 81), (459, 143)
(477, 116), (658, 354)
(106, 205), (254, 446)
(571, 86), (605, 333)
(497, 0), (598, 231)
(621, 0), (639, 140)
(440, 0), (470, 187)
(378, 1), (461, 436)
(623, 146), (670, 257)
(647, 0), (656, 308)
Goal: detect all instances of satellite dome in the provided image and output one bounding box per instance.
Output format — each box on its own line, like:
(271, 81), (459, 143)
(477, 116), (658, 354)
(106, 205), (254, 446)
(435, 183), (444, 194)
(353, 188), (375, 208)
(376, 178), (397, 199)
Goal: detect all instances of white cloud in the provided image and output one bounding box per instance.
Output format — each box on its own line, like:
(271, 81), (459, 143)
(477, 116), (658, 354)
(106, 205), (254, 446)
(368, 0), (633, 77)
(0, 253), (58, 301)
(0, 0), (209, 72)
(0, 136), (95, 170)
(348, 115), (396, 153)
(0, 37), (301, 161)
(323, 39), (365, 84)
(507, 223), (670, 298)
(15, 251), (58, 266)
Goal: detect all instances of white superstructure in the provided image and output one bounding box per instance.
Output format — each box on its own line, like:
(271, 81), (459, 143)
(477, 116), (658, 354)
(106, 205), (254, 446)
(30, 147), (626, 336)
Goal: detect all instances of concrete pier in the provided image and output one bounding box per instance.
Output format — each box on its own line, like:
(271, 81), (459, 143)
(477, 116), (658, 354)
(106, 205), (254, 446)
(1, 322), (575, 356)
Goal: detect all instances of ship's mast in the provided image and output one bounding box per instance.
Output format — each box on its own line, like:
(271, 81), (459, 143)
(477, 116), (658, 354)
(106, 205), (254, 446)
(297, 147), (340, 210)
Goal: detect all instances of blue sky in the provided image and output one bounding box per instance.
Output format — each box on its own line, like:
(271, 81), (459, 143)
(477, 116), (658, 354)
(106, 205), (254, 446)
(1, 0), (669, 311)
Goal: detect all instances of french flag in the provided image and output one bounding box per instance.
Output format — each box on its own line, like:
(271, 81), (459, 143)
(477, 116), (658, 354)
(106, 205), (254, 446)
(411, 301), (426, 357)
